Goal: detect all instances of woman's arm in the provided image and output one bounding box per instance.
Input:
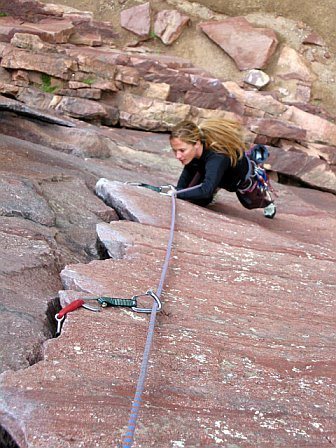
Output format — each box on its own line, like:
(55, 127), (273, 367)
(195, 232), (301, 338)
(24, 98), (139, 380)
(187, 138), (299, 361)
(177, 154), (230, 204)
(176, 165), (197, 190)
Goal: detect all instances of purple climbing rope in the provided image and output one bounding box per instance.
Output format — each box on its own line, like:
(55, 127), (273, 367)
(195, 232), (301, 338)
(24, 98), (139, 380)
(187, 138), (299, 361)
(122, 184), (201, 447)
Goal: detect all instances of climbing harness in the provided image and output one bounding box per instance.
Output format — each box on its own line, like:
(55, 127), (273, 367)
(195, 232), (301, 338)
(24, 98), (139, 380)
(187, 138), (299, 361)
(247, 144), (275, 193)
(236, 145), (275, 209)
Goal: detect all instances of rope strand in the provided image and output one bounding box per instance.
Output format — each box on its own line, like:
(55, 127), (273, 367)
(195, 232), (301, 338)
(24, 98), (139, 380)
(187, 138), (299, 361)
(122, 184), (201, 447)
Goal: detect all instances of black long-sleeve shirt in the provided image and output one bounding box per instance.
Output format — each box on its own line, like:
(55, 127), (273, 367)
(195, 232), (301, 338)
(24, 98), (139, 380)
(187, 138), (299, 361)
(176, 148), (249, 206)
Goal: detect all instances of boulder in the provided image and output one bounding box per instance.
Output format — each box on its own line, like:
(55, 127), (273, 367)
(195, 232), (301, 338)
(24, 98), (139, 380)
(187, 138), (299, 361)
(115, 65), (140, 85)
(67, 50), (118, 79)
(117, 92), (241, 131)
(274, 45), (317, 82)
(118, 92), (192, 131)
(154, 9), (190, 45)
(243, 69), (270, 89)
(142, 81), (170, 100)
(120, 2), (151, 38)
(0, 81), (20, 95)
(199, 17), (278, 70)
(56, 87), (102, 100)
(68, 29), (102, 46)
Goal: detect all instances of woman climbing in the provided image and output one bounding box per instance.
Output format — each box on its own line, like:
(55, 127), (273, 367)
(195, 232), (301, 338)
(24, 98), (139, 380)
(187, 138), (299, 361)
(168, 118), (276, 219)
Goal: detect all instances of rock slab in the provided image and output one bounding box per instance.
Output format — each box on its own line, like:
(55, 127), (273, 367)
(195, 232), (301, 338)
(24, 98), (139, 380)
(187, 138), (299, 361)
(199, 17), (278, 70)
(0, 180), (335, 447)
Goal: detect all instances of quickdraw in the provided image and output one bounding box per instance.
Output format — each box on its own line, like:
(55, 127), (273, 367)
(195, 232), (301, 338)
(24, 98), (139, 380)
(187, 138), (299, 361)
(55, 290), (162, 336)
(54, 180), (200, 448)
(55, 182), (172, 336)
(125, 182), (174, 195)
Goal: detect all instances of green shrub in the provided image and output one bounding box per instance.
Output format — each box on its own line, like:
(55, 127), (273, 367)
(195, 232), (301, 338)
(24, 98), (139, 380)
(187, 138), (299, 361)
(82, 77), (95, 85)
(41, 73), (59, 94)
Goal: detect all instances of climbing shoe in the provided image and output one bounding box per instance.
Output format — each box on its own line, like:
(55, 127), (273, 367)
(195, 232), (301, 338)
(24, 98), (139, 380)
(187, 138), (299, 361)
(263, 203), (276, 219)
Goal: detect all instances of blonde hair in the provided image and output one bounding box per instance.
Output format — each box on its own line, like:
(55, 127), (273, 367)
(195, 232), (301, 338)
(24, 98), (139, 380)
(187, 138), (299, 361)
(170, 118), (245, 166)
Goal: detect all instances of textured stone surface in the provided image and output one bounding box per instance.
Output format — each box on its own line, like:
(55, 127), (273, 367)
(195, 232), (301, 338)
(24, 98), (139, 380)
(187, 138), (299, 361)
(0, 216), (61, 372)
(154, 9), (190, 45)
(10, 32), (55, 52)
(282, 105), (336, 146)
(0, 114), (116, 158)
(0, 180), (335, 447)
(267, 146), (336, 193)
(0, 94), (76, 127)
(0, 4), (335, 192)
(274, 46), (316, 82)
(303, 31), (326, 46)
(248, 117), (307, 141)
(0, 16), (75, 43)
(1, 46), (78, 79)
(244, 69), (270, 88)
(199, 17), (278, 70)
(120, 2), (151, 38)
(0, 173), (55, 226)
(0, 0), (85, 22)
(55, 96), (108, 120)
(0, 2), (336, 446)
(0, 131), (134, 374)
(223, 81), (288, 116)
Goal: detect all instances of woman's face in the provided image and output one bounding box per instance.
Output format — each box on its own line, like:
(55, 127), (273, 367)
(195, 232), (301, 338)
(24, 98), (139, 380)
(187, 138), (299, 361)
(170, 137), (202, 165)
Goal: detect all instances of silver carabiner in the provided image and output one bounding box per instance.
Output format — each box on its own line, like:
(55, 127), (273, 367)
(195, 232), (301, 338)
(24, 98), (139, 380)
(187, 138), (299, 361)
(132, 290), (162, 313)
(159, 184), (175, 195)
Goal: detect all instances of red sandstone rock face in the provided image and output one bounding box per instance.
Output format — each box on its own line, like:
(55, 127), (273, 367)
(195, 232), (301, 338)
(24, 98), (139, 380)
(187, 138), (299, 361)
(0, 180), (335, 447)
(0, 2), (335, 192)
(0, 1), (335, 446)
(0, 16), (75, 43)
